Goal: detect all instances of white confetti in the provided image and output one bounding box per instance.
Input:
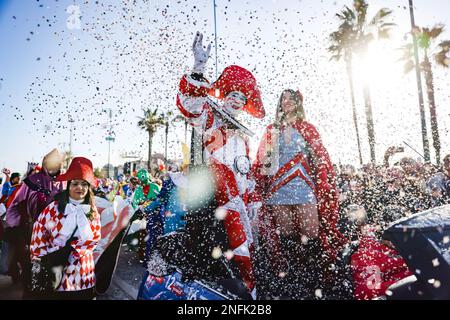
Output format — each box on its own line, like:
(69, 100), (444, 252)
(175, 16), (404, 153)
(211, 246), (222, 260)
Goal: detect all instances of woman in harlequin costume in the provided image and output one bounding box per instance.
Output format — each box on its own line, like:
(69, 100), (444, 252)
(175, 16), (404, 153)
(176, 32), (265, 295)
(29, 157), (101, 300)
(251, 89), (348, 299)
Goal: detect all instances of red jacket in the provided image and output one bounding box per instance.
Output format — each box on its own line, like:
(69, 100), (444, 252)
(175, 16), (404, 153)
(351, 232), (412, 300)
(5, 183), (22, 209)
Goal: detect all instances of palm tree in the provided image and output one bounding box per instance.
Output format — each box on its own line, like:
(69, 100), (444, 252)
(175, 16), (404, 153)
(137, 108), (165, 171)
(162, 112), (190, 166)
(63, 150), (73, 170)
(329, 0), (395, 164)
(172, 114), (188, 144)
(399, 24), (450, 165)
(329, 12), (363, 165)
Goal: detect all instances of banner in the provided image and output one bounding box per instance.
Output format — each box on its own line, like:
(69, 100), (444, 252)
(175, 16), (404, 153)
(137, 270), (230, 300)
(93, 196), (135, 262)
(93, 196), (137, 294)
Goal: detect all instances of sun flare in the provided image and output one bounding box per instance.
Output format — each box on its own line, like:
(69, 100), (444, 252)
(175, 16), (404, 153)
(353, 41), (405, 90)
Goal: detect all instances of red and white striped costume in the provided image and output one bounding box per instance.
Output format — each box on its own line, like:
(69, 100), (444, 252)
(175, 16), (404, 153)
(30, 201), (101, 291)
(177, 73), (257, 290)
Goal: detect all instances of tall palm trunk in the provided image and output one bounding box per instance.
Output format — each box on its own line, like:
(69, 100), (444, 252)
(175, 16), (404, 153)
(363, 84), (376, 164)
(361, 47), (376, 163)
(422, 56), (441, 165)
(148, 131), (153, 171)
(345, 52), (364, 165)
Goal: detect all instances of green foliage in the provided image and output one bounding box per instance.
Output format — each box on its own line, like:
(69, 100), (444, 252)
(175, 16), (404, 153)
(399, 24), (449, 74)
(94, 167), (104, 178)
(137, 107), (166, 135)
(328, 0), (394, 59)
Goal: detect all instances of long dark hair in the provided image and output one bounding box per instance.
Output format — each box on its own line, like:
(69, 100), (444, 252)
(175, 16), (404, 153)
(55, 180), (96, 214)
(274, 89), (306, 128)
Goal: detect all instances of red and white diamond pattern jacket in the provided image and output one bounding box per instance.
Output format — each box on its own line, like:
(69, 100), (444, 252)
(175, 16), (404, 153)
(30, 201), (101, 291)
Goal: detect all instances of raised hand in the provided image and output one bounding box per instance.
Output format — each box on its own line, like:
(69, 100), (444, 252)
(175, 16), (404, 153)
(192, 31), (211, 74)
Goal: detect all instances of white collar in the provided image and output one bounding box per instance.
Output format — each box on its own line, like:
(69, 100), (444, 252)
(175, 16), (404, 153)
(69, 197), (85, 205)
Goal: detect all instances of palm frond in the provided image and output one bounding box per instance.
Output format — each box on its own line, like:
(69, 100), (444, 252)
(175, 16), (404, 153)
(428, 24), (445, 39)
(369, 8), (393, 26)
(403, 60), (416, 74)
(417, 30), (432, 50)
(378, 28), (391, 39)
(137, 107), (165, 134)
(435, 40), (450, 67)
(438, 40), (450, 49)
(330, 52), (343, 61)
(397, 43), (414, 62)
(378, 22), (396, 29)
(172, 114), (185, 123)
(337, 6), (355, 22)
(354, 0), (368, 30)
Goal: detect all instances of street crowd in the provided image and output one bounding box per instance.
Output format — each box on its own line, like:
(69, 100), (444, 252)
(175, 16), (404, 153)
(1, 31), (450, 301)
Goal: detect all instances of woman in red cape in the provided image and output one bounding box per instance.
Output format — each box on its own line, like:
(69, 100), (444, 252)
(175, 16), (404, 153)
(251, 89), (348, 299)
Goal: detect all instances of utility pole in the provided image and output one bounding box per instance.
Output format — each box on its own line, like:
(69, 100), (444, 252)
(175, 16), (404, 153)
(213, 0), (219, 79)
(165, 121), (169, 166)
(408, 0), (430, 162)
(104, 108), (115, 178)
(62, 115), (75, 170)
(68, 115), (74, 158)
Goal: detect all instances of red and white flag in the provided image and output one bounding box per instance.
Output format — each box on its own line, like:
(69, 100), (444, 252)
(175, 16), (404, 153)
(93, 196), (135, 262)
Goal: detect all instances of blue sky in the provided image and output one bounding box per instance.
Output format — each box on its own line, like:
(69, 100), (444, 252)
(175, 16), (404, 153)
(0, 0), (449, 173)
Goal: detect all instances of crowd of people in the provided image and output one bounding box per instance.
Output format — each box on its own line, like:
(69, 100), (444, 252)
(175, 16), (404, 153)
(334, 152), (450, 299)
(1, 31), (450, 301)
(0, 149), (184, 299)
(1, 139), (449, 301)
(336, 152), (450, 238)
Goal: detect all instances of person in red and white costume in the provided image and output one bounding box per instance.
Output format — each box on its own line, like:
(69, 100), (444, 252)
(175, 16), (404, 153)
(251, 89), (348, 299)
(176, 32), (265, 296)
(30, 157), (101, 300)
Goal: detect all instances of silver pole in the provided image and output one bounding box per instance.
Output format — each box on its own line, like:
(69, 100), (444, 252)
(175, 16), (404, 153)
(213, 0), (218, 79)
(69, 117), (74, 156)
(408, 0), (430, 162)
(107, 109), (112, 178)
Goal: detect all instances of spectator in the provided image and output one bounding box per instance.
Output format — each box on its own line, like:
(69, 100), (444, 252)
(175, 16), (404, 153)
(424, 153), (450, 206)
(348, 206), (412, 300)
(143, 166), (188, 264)
(1, 170), (21, 206)
(4, 148), (64, 293)
(124, 176), (139, 201)
(29, 157), (101, 300)
(351, 228), (412, 300)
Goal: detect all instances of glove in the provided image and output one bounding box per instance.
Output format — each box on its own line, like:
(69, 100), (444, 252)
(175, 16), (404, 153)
(40, 240), (76, 267)
(192, 31), (211, 74)
(247, 202), (262, 221)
